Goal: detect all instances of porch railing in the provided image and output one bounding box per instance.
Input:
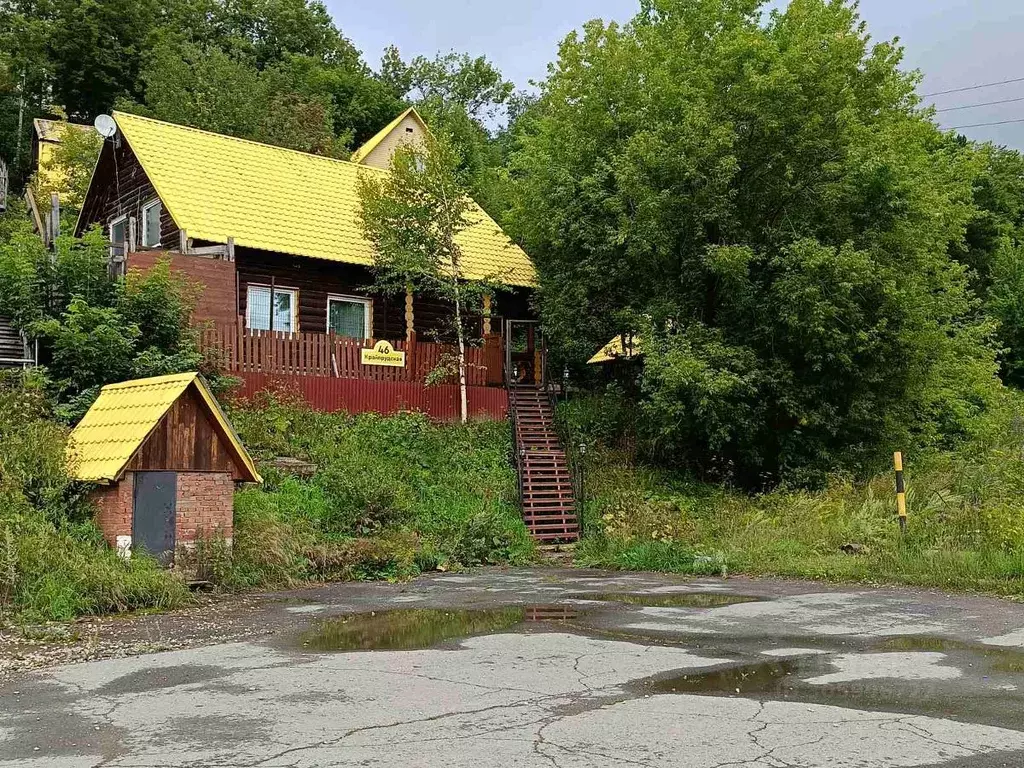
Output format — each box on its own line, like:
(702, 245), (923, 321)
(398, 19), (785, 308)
(199, 322), (504, 387)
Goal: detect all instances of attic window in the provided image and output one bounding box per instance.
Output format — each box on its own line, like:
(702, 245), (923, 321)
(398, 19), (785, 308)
(405, 127), (414, 133)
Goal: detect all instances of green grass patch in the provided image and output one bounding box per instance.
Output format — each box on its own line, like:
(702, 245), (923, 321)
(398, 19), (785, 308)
(207, 392), (536, 589)
(566, 393), (1024, 596)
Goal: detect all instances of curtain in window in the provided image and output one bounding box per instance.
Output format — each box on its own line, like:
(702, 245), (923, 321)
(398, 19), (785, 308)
(328, 299), (366, 338)
(248, 286), (294, 332)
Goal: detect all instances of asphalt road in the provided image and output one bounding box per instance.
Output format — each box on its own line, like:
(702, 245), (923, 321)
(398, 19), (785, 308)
(3, 568), (1024, 767)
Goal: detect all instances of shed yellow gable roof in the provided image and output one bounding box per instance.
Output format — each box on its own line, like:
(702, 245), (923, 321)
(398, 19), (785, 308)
(67, 372), (261, 484)
(111, 111), (537, 286)
(587, 334), (643, 364)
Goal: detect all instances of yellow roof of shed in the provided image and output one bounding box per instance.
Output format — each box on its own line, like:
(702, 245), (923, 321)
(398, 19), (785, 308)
(587, 334), (643, 364)
(109, 111), (537, 286)
(67, 372), (261, 484)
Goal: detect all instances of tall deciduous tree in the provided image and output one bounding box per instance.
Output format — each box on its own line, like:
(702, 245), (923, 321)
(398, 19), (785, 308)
(507, 0), (1001, 485)
(358, 133), (499, 423)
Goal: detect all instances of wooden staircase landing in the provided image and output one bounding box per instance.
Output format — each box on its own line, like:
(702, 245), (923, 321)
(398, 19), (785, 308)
(509, 385), (579, 543)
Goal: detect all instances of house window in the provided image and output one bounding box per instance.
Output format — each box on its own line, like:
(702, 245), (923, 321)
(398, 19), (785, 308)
(247, 285), (298, 333)
(109, 215), (128, 256)
(327, 295), (371, 339)
(142, 199), (161, 247)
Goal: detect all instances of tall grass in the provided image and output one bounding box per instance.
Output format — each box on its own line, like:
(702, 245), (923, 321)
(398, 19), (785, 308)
(218, 391), (535, 588)
(567, 391), (1024, 596)
(0, 372), (190, 623)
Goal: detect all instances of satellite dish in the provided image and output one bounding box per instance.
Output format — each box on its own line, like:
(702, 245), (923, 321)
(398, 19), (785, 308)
(94, 114), (117, 138)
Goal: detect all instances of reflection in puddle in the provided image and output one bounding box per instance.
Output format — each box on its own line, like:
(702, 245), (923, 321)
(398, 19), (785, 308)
(652, 660), (797, 696)
(569, 593), (762, 608)
(876, 636), (1024, 674)
(300, 605), (581, 652)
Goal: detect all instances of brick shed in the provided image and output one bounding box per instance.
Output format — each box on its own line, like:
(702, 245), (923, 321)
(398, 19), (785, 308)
(67, 372), (261, 566)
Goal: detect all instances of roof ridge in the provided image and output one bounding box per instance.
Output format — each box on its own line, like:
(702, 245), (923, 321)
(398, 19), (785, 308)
(113, 111), (387, 174)
(101, 371), (198, 390)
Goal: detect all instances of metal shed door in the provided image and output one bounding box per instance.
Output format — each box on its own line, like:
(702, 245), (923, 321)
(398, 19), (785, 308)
(132, 472), (177, 566)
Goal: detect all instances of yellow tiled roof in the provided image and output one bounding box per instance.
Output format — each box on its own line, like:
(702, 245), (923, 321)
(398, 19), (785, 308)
(587, 334), (643, 364)
(111, 111), (537, 287)
(67, 372), (261, 484)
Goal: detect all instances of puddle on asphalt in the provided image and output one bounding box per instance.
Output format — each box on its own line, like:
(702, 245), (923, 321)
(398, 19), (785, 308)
(568, 592), (763, 608)
(299, 605), (581, 652)
(875, 635), (1024, 675)
(650, 659), (798, 696)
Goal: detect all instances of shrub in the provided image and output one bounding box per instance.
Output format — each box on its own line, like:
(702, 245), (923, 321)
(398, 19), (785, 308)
(227, 399), (535, 580)
(0, 373), (189, 622)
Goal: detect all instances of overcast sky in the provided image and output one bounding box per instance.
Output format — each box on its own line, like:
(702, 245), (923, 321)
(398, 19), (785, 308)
(325, 0), (1024, 149)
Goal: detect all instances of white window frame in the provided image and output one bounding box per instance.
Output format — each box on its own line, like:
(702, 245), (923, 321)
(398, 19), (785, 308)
(109, 214), (128, 245)
(246, 284), (299, 333)
(326, 294), (372, 339)
(141, 198), (162, 247)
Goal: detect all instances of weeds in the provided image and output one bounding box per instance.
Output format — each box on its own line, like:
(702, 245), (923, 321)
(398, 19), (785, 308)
(566, 391), (1024, 595)
(217, 394), (535, 589)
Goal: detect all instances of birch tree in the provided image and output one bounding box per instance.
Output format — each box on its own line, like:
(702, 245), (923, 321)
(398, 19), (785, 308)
(358, 131), (495, 423)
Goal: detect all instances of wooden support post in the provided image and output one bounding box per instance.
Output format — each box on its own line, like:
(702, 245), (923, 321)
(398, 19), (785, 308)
(404, 283), (415, 340)
(49, 192), (60, 242)
(226, 236), (235, 262)
(894, 451), (907, 533)
(482, 293), (492, 336)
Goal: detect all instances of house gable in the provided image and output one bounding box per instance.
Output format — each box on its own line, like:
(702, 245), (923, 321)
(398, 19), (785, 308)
(76, 137), (178, 247)
(350, 107), (430, 169)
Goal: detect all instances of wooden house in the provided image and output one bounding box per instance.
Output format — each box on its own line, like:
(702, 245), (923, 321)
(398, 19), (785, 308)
(75, 108), (543, 420)
(73, 110), (579, 542)
(67, 372), (261, 566)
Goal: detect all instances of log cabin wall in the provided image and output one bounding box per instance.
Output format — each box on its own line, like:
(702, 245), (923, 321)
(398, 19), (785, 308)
(235, 248), (405, 337)
(125, 387), (246, 480)
(76, 139), (178, 245)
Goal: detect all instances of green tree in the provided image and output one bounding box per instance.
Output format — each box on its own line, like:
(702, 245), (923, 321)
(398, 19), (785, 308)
(378, 49), (516, 215)
(507, 0), (1000, 485)
(950, 144), (1024, 387)
(31, 115), (102, 216)
(358, 133), (501, 423)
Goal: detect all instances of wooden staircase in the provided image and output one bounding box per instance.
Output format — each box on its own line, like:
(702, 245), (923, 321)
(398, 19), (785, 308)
(509, 385), (579, 543)
(0, 316), (34, 369)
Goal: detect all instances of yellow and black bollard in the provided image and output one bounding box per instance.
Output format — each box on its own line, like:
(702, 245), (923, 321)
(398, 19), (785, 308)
(894, 451), (907, 533)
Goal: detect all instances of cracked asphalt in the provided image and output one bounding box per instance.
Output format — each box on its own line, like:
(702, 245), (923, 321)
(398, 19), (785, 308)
(3, 568), (1024, 767)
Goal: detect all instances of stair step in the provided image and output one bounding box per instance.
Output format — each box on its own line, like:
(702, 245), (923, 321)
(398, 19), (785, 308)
(524, 520), (581, 532)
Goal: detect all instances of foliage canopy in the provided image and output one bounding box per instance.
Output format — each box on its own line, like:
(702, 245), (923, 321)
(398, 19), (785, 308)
(508, 0), (1002, 485)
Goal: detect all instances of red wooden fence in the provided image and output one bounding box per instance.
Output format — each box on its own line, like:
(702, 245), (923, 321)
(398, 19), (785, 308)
(199, 323), (500, 387)
(234, 372), (508, 421)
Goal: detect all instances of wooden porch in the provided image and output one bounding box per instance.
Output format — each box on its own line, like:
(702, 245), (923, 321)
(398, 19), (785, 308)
(199, 321), (506, 386)
(198, 321), (515, 421)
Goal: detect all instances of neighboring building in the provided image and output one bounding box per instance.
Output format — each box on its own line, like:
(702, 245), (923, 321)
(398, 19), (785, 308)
(74, 108), (542, 418)
(32, 118), (94, 190)
(67, 372), (261, 567)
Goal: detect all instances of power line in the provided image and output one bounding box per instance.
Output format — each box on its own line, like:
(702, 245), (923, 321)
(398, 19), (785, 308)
(950, 117), (1024, 130)
(936, 95), (1024, 113)
(922, 76), (1024, 98)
